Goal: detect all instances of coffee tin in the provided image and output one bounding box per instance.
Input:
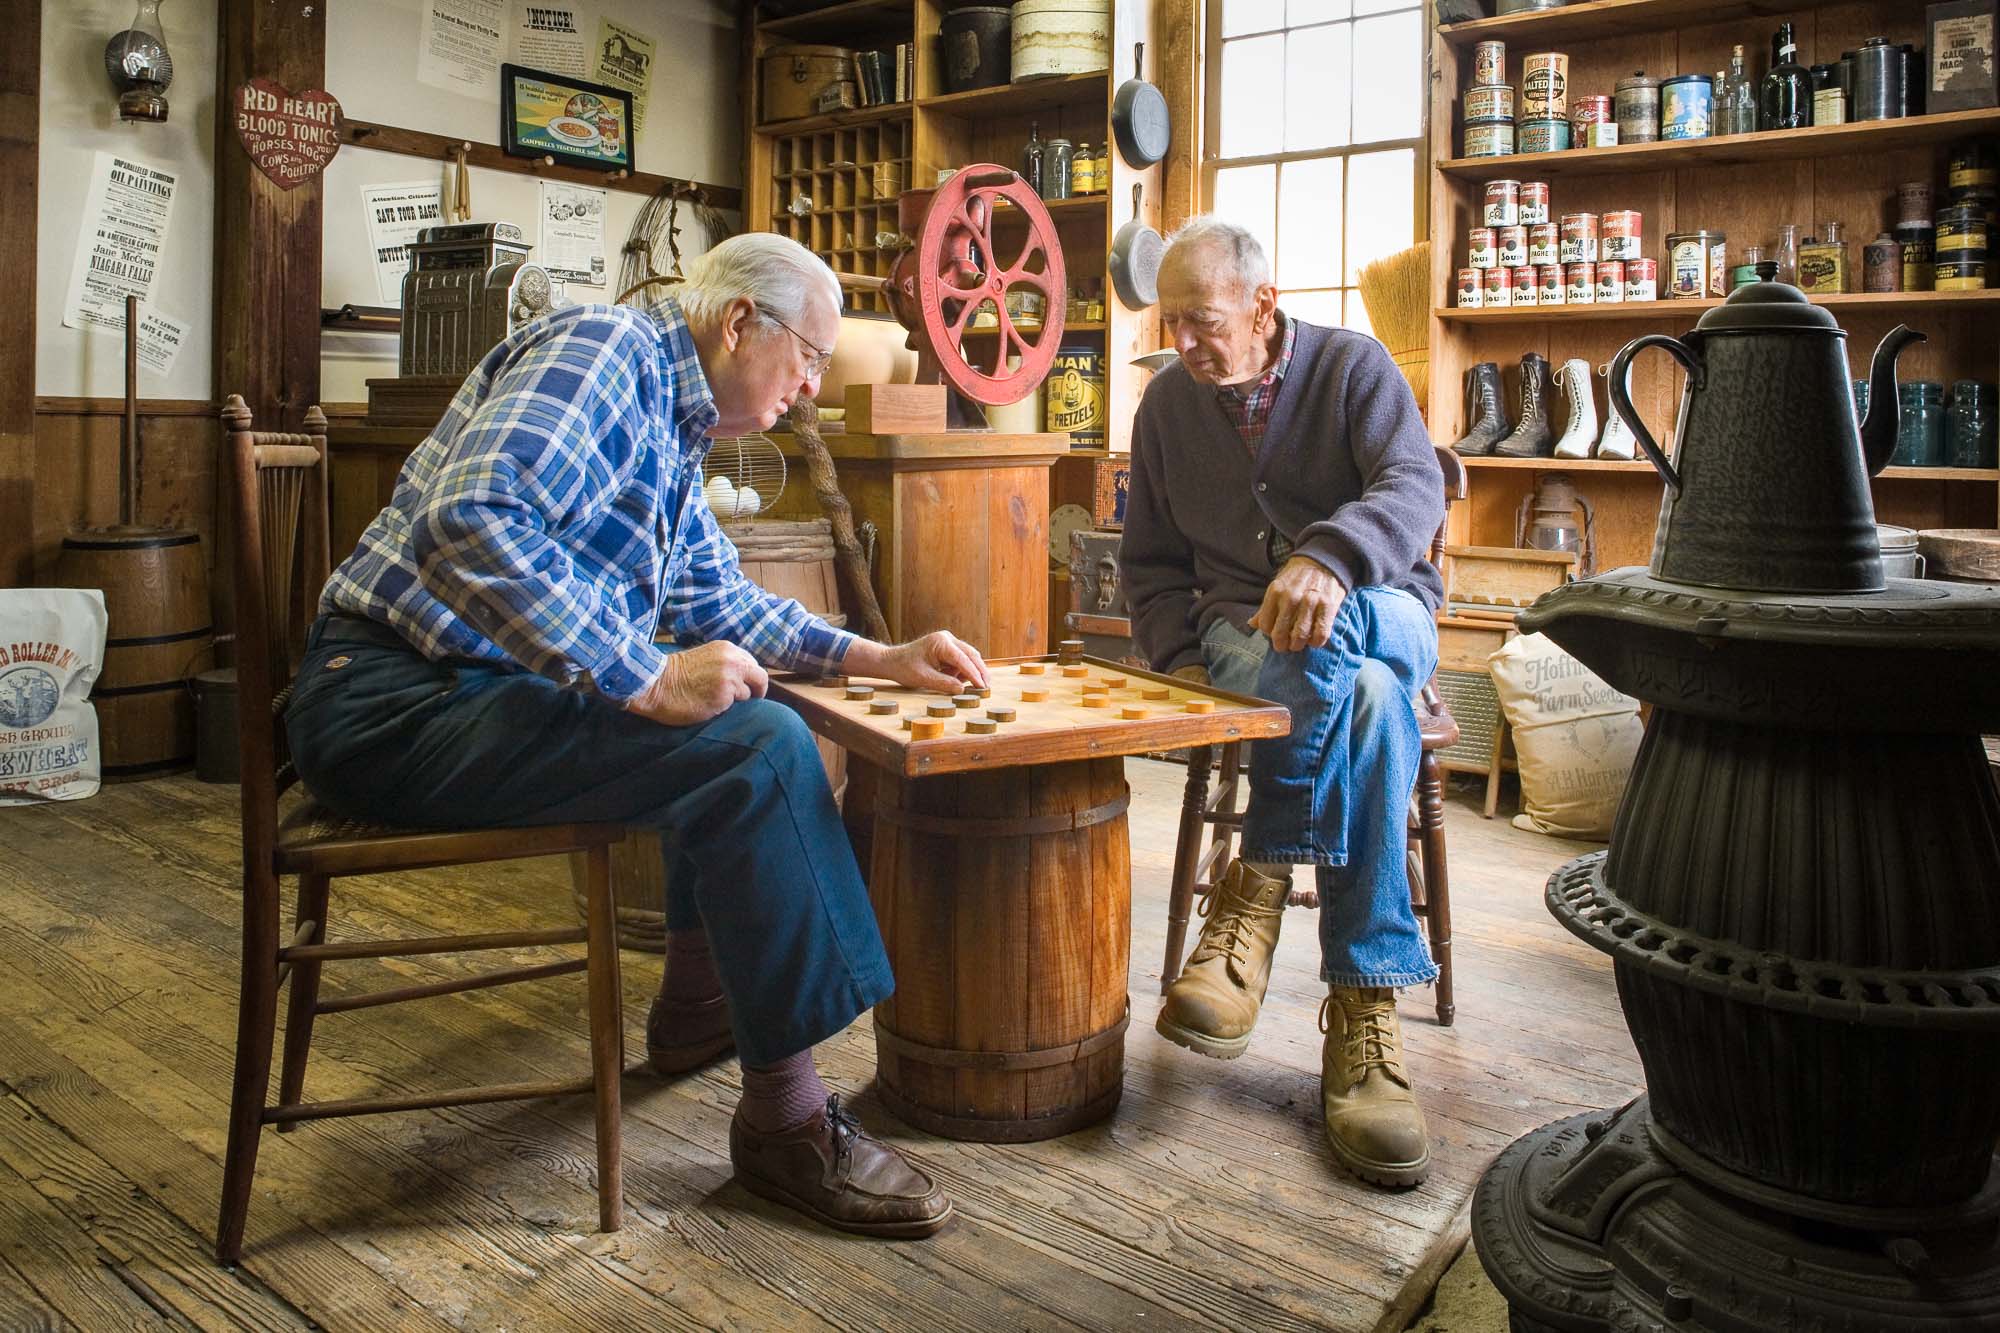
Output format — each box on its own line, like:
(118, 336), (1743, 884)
(1483, 179), (1521, 226)
(1519, 117), (1571, 154)
(1614, 71), (1660, 144)
(1935, 257), (1988, 291)
(1667, 230), (1726, 298)
(1464, 83), (1516, 122)
(1519, 181), (1551, 225)
(1625, 257), (1658, 301)
(1595, 259), (1626, 303)
(1601, 210), (1643, 261)
(1661, 74), (1713, 140)
(1560, 211), (1600, 264)
(1863, 233), (1901, 292)
(1482, 266), (1513, 307)
(1523, 52), (1569, 118)
(1457, 268), (1484, 308)
(1464, 119), (1516, 158)
(1536, 264), (1566, 305)
(1497, 225), (1529, 268)
(1468, 226), (1498, 269)
(1511, 265), (1540, 304)
(1528, 223), (1560, 266)
(1473, 40), (1507, 88)
(1564, 261), (1597, 305)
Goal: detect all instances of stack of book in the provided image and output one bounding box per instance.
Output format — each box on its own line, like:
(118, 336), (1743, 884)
(854, 42), (914, 106)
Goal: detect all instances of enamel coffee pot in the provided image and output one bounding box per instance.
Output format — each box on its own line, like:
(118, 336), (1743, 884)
(1609, 277), (1925, 592)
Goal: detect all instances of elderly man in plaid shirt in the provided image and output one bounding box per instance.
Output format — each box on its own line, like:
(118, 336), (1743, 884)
(286, 234), (976, 1239)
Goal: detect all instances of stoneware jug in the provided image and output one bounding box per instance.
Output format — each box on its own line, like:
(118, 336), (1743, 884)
(1609, 281), (1924, 593)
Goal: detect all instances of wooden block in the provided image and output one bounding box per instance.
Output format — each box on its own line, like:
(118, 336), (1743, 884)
(1062, 664), (1089, 678)
(1082, 696), (1109, 708)
(966, 718), (998, 734)
(1021, 689), (1048, 702)
(843, 383), (947, 435)
(1020, 662), (1047, 675)
(1184, 699), (1215, 714)
(868, 699), (898, 715)
(845, 685), (875, 701)
(926, 702), (956, 718)
(910, 718), (945, 740)
(1141, 686), (1170, 700)
(1121, 705), (1147, 719)
(987, 706), (1017, 722)
(952, 694), (980, 708)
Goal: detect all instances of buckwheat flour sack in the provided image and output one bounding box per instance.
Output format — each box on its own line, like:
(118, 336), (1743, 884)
(0, 589), (108, 804)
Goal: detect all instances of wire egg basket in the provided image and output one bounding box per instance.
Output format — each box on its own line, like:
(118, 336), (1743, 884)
(703, 434), (787, 521)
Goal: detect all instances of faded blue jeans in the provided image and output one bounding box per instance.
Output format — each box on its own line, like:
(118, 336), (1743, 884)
(1200, 586), (1439, 989)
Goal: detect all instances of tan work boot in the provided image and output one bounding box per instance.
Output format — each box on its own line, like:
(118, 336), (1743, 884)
(1320, 986), (1431, 1187)
(1156, 860), (1289, 1058)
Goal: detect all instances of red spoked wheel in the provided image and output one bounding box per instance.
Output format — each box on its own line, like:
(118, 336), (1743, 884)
(899, 165), (1067, 407)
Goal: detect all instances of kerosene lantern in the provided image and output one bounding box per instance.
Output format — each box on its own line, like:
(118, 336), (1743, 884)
(103, 0), (173, 123)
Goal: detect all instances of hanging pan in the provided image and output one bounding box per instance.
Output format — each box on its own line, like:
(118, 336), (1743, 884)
(1109, 184), (1164, 309)
(1112, 42), (1171, 166)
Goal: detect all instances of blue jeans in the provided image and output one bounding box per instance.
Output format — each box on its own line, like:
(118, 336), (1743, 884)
(1200, 587), (1439, 988)
(284, 615), (893, 1068)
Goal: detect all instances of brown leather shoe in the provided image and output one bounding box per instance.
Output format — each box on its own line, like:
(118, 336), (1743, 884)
(646, 992), (735, 1075)
(730, 1094), (954, 1238)
(1320, 986), (1432, 1188)
(1156, 860), (1289, 1058)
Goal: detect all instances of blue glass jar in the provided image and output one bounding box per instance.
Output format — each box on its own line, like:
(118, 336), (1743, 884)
(1892, 380), (1946, 466)
(1948, 380), (1997, 468)
(1852, 377), (1869, 427)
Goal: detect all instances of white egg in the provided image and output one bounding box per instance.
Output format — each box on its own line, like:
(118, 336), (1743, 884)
(703, 475), (737, 512)
(732, 486), (763, 518)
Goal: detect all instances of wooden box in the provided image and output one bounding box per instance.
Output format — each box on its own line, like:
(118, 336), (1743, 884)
(1442, 544), (1575, 616)
(843, 383), (947, 435)
(1929, 1), (2000, 112)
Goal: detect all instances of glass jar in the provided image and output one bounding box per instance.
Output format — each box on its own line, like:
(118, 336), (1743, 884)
(1948, 381), (1998, 468)
(1773, 222), (1801, 286)
(1893, 380), (1947, 466)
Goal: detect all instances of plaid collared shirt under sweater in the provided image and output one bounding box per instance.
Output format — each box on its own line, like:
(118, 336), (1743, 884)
(320, 297), (858, 703)
(1214, 310), (1299, 563)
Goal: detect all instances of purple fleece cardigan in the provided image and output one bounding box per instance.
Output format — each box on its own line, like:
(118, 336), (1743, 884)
(1117, 319), (1445, 674)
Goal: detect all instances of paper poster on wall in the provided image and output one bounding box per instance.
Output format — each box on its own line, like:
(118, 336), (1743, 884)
(134, 309), (190, 377)
(61, 152), (177, 336)
(361, 181), (447, 304)
(593, 18), (654, 131)
(510, 2), (587, 77)
(538, 180), (607, 286)
(417, 0), (506, 96)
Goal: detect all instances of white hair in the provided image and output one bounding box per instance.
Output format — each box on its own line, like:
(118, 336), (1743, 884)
(673, 232), (842, 330)
(1163, 215), (1272, 296)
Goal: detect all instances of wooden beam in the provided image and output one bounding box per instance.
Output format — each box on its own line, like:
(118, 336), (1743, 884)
(1157, 0), (1200, 235)
(0, 0), (39, 586)
(337, 118), (743, 211)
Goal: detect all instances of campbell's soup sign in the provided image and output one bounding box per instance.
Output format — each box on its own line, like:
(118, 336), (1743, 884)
(0, 590), (107, 804)
(1046, 346), (1106, 447)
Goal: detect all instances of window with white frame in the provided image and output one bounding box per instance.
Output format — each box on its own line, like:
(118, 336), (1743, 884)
(1203, 0), (1426, 337)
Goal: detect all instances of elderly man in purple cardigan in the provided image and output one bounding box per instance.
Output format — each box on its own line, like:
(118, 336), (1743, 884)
(1119, 217), (1446, 1188)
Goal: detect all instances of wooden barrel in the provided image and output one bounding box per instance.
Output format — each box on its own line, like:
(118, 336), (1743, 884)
(53, 526), (212, 779)
(568, 517), (850, 949)
(868, 757), (1131, 1141)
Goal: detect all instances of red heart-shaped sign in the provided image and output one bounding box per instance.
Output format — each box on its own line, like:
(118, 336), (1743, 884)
(232, 78), (342, 190)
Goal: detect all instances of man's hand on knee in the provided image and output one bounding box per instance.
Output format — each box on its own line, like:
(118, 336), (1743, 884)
(626, 641), (769, 726)
(1171, 664), (1211, 687)
(1249, 557), (1347, 654)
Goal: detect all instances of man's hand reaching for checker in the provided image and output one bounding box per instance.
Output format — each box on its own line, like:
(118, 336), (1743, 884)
(842, 631), (991, 695)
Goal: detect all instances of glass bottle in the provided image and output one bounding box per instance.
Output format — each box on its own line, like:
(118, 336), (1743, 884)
(1721, 44), (1755, 135)
(1760, 23), (1811, 131)
(1021, 122), (1046, 198)
(1773, 223), (1801, 287)
(103, 0), (174, 122)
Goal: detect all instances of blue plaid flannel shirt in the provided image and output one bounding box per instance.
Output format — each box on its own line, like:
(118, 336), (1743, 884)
(320, 298), (858, 703)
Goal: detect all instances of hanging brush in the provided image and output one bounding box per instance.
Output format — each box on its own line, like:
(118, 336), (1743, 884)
(1357, 241), (1431, 421)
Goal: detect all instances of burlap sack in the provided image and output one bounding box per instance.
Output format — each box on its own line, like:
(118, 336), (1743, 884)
(1488, 631), (1642, 840)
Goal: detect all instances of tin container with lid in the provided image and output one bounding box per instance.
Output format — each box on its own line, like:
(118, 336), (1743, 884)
(1898, 181), (1935, 227)
(1464, 84), (1515, 122)
(1520, 117), (1571, 154)
(1950, 138), (1998, 191)
(1938, 203), (1989, 254)
(1615, 71), (1660, 144)
(1560, 211), (1600, 264)
(1523, 52), (1569, 118)
(1898, 221), (1936, 291)
(1661, 74), (1713, 139)
(1570, 94), (1612, 147)
(1666, 229), (1726, 298)
(1863, 232), (1901, 292)
(1473, 40), (1507, 88)
(1936, 256), (1987, 291)
(1464, 119), (1516, 158)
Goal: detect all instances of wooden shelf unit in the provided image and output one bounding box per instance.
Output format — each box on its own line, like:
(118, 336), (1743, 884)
(1426, 0), (2000, 575)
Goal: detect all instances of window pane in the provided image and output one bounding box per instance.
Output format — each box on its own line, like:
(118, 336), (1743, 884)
(1212, 164), (1278, 268)
(1222, 0), (1285, 37)
(1287, 0), (1351, 23)
(1279, 289), (1344, 327)
(1342, 290), (1378, 339)
(1284, 23), (1352, 151)
(1276, 157), (1342, 289)
(1344, 148), (1415, 284)
(1351, 10), (1422, 143)
(1353, 0), (1418, 14)
(1221, 35), (1285, 157)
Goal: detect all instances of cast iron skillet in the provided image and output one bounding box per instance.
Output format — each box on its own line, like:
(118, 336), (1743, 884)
(1112, 42), (1171, 167)
(1109, 184), (1163, 308)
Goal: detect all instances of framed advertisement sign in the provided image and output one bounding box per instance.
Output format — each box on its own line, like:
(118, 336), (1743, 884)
(499, 64), (634, 172)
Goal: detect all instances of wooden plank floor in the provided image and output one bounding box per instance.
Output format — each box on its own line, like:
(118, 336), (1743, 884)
(0, 762), (1640, 1331)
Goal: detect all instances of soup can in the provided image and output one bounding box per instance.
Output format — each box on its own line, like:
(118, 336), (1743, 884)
(1519, 117), (1571, 154)
(1482, 266), (1513, 307)
(1456, 268), (1484, 308)
(1615, 71), (1660, 144)
(1565, 261), (1597, 305)
(1473, 40), (1507, 88)
(1511, 265), (1540, 304)
(1666, 230), (1726, 298)
(1595, 259), (1625, 303)
(1570, 94), (1612, 146)
(1496, 225), (1529, 268)
(1483, 179), (1522, 226)
(1537, 264), (1566, 305)
(1464, 119), (1516, 158)
(1468, 226), (1498, 268)
(1519, 181), (1551, 225)
(1601, 210), (1643, 261)
(1560, 211), (1600, 263)
(1528, 223), (1560, 266)
(1464, 83), (1516, 122)
(1661, 74), (1713, 140)
(1625, 257), (1658, 301)
(1523, 52), (1569, 118)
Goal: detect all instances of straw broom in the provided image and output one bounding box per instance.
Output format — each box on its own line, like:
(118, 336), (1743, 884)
(1358, 241), (1431, 421)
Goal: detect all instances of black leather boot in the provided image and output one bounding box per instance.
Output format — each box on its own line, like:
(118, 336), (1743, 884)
(1494, 353), (1554, 457)
(1449, 362), (1508, 456)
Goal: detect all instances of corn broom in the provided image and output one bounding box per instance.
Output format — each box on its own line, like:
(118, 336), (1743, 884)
(1358, 241), (1431, 421)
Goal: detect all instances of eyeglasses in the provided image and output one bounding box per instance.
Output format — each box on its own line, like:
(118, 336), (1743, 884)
(763, 309), (834, 377)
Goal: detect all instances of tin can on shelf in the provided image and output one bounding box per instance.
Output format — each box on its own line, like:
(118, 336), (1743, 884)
(1863, 232), (1901, 292)
(1473, 40), (1507, 87)
(1519, 180), (1551, 225)
(1523, 52), (1569, 118)
(1898, 181), (1935, 227)
(1483, 179), (1521, 226)
(1483, 266), (1514, 307)
(1570, 94), (1612, 145)
(1528, 223), (1560, 266)
(1047, 345), (1106, 444)
(1601, 210), (1643, 260)
(1464, 119), (1516, 158)
(1661, 74), (1713, 139)
(1565, 261), (1597, 305)
(1899, 222), (1936, 290)
(1938, 203), (1989, 256)
(1497, 225), (1529, 267)
(1511, 265), (1540, 304)
(1950, 138), (1999, 191)
(1813, 86), (1847, 126)
(1615, 71), (1660, 144)
(1456, 268), (1484, 308)
(1537, 264), (1566, 305)
(1464, 84), (1516, 122)
(1936, 257), (1988, 290)
(1519, 117), (1571, 153)
(1625, 257), (1658, 301)
(1560, 211), (1600, 263)
(1468, 226), (1498, 269)
(1667, 229), (1726, 298)
(1595, 259), (1625, 303)
(1580, 121), (1619, 149)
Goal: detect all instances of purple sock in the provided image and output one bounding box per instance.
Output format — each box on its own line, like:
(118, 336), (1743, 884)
(660, 926), (722, 1006)
(736, 1049), (830, 1134)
